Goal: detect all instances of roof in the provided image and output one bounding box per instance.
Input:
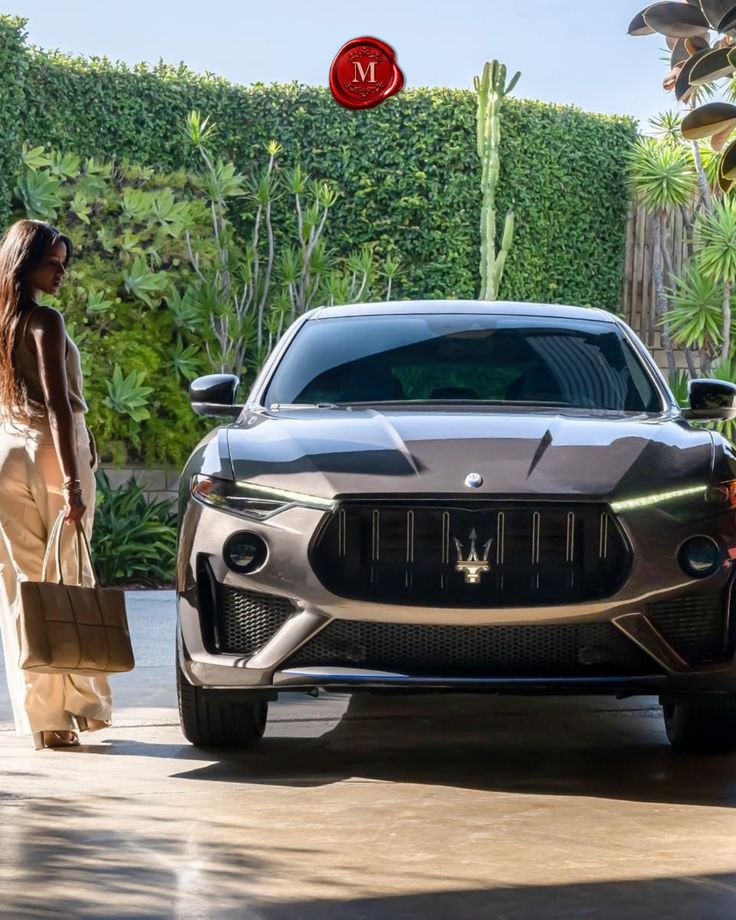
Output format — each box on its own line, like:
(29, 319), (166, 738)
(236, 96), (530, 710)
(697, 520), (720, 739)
(310, 300), (619, 323)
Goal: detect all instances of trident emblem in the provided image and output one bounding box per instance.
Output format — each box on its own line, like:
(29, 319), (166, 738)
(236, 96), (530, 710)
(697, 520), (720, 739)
(454, 529), (493, 585)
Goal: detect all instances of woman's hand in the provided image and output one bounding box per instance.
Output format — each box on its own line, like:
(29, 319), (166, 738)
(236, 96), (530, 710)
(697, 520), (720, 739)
(63, 490), (87, 525)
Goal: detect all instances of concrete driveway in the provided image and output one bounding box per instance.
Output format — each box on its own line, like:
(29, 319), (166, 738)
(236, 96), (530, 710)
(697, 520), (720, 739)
(1, 591), (736, 919)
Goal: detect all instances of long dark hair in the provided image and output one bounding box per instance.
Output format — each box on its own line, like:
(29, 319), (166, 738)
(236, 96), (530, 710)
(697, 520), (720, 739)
(0, 220), (72, 422)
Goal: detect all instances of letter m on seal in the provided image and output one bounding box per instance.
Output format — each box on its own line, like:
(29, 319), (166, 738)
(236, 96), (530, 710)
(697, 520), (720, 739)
(352, 61), (377, 83)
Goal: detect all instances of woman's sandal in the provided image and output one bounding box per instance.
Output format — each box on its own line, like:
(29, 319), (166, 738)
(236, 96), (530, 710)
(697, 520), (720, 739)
(33, 730), (80, 750)
(76, 716), (111, 733)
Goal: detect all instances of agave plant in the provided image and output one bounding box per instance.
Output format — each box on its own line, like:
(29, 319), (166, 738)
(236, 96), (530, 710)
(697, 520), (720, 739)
(693, 195), (736, 364)
(628, 135), (698, 374)
(629, 1), (736, 190)
(666, 261), (727, 370)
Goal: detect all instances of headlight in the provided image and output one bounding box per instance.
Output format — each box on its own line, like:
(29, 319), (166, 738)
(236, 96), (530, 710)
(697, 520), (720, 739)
(704, 482), (736, 507)
(610, 485), (708, 513)
(611, 481), (736, 523)
(191, 475), (336, 520)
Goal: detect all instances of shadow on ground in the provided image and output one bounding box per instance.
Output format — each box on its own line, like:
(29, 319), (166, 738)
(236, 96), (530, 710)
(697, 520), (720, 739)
(100, 693), (736, 808)
(256, 875), (736, 920)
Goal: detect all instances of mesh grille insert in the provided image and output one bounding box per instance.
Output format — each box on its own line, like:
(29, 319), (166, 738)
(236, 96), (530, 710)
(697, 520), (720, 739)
(215, 585), (295, 656)
(646, 593), (728, 664)
(287, 620), (658, 677)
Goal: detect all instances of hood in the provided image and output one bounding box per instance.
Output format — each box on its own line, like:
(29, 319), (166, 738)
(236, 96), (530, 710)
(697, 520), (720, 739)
(226, 408), (714, 500)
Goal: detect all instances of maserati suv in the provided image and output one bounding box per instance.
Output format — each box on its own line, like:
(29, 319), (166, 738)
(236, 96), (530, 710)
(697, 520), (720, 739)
(175, 301), (736, 753)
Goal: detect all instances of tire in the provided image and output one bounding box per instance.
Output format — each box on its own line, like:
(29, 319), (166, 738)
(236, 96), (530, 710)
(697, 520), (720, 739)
(663, 699), (736, 755)
(177, 661), (268, 750)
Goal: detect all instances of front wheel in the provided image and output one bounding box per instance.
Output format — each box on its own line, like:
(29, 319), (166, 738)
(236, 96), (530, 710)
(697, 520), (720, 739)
(663, 699), (736, 755)
(177, 661), (268, 750)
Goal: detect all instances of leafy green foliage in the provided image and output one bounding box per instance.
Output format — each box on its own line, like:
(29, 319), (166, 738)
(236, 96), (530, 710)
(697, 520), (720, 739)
(668, 370), (689, 408)
(0, 18), (27, 226)
(184, 113), (395, 376)
(91, 470), (177, 586)
(0, 15), (636, 313)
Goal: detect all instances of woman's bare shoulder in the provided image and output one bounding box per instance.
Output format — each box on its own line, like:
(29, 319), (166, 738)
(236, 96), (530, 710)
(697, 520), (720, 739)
(25, 306), (66, 353)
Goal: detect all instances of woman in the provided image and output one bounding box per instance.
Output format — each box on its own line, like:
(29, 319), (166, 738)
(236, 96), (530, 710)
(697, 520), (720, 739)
(0, 219), (111, 750)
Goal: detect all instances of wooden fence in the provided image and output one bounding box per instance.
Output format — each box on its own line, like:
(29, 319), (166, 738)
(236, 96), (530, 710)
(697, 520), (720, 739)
(622, 201), (692, 373)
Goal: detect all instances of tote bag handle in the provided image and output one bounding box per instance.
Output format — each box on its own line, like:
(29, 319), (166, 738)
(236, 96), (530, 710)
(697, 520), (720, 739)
(41, 510), (98, 587)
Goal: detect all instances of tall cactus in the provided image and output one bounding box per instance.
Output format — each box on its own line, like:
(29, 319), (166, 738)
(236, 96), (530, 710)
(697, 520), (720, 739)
(474, 60), (520, 301)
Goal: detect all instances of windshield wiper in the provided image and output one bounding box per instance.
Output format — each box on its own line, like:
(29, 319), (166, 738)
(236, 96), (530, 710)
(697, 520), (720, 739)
(339, 399), (575, 408)
(269, 402), (344, 410)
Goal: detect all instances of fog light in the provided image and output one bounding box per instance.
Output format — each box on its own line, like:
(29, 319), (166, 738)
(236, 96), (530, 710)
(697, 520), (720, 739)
(678, 536), (722, 579)
(223, 532), (268, 574)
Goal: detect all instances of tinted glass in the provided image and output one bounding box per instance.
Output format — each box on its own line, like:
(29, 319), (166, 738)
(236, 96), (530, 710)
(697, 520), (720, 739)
(264, 314), (662, 412)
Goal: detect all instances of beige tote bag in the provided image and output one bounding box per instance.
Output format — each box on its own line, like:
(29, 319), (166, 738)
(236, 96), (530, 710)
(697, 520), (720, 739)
(18, 510), (134, 675)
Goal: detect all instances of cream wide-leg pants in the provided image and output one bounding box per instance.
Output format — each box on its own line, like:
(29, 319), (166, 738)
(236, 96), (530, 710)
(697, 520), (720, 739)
(0, 411), (112, 736)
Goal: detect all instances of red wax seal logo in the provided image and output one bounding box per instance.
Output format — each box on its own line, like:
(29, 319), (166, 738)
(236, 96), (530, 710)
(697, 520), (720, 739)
(329, 36), (405, 110)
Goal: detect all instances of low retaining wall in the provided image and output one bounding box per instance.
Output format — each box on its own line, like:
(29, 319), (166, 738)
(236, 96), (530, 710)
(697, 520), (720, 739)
(98, 466), (181, 506)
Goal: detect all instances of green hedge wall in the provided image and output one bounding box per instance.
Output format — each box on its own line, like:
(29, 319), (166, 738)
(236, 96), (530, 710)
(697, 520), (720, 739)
(0, 15), (636, 309)
(0, 17), (28, 227)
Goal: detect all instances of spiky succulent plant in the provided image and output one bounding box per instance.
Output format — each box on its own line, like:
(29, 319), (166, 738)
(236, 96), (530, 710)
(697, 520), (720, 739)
(629, 1), (736, 191)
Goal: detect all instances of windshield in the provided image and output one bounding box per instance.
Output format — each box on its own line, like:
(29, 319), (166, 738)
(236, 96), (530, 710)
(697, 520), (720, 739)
(263, 314), (663, 412)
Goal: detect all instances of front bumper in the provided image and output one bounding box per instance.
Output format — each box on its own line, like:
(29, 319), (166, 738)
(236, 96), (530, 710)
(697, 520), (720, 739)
(176, 498), (736, 695)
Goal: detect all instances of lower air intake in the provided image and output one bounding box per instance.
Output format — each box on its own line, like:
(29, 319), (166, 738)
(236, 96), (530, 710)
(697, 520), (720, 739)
(287, 620), (658, 677)
(215, 585), (295, 656)
(646, 593), (729, 665)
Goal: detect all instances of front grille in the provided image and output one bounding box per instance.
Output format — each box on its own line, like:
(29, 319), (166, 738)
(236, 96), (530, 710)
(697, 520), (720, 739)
(646, 593), (729, 664)
(311, 501), (630, 607)
(215, 586), (295, 655)
(287, 620), (657, 677)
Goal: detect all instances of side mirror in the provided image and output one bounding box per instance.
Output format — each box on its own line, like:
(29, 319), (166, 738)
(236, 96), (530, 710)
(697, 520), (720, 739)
(684, 378), (736, 422)
(189, 374), (244, 418)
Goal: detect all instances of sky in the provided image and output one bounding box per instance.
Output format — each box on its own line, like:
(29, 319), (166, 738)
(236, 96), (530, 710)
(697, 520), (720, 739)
(6, 0), (673, 129)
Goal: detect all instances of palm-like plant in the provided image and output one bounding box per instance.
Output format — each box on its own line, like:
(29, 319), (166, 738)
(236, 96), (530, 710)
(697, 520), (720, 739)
(650, 110), (685, 145)
(694, 196), (736, 365)
(629, 135), (698, 375)
(667, 262), (726, 370)
(628, 136), (697, 207)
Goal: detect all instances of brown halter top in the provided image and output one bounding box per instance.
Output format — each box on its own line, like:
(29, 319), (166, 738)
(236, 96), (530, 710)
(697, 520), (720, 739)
(11, 306), (88, 415)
